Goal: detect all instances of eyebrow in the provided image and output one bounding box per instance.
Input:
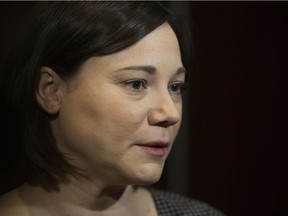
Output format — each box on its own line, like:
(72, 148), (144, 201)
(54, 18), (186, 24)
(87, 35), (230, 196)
(176, 67), (187, 75)
(117, 65), (186, 75)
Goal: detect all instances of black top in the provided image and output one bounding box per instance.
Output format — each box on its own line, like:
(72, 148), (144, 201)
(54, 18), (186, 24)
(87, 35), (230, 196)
(149, 188), (226, 216)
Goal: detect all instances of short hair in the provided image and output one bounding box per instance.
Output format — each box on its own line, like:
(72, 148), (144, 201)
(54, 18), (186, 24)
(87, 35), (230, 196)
(0, 1), (193, 191)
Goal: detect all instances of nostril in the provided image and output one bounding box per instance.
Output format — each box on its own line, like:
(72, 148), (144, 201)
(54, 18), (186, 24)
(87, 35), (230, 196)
(155, 120), (175, 128)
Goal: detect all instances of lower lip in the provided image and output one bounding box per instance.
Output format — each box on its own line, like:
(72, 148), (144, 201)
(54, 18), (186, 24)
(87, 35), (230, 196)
(137, 146), (167, 157)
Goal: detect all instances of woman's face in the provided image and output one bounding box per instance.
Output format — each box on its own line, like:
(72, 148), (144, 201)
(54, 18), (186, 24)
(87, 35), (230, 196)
(53, 23), (185, 186)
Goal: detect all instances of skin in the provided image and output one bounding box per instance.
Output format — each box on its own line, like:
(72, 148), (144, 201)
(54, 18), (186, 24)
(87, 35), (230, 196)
(47, 22), (185, 188)
(0, 22), (185, 216)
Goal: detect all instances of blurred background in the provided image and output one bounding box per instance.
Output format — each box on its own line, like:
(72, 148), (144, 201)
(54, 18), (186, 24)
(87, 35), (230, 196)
(0, 2), (286, 216)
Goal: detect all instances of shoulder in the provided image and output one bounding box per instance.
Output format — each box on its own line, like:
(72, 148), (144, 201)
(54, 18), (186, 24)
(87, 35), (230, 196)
(0, 189), (29, 216)
(148, 188), (226, 216)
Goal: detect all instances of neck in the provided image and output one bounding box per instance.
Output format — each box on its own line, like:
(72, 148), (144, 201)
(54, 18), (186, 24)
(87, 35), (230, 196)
(56, 178), (127, 210)
(19, 177), (130, 215)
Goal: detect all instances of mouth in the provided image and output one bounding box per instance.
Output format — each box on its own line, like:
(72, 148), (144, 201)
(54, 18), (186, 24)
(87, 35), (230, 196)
(136, 141), (169, 157)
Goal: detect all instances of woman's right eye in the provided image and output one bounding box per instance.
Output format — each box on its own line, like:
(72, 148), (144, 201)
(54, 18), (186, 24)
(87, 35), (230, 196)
(124, 79), (147, 92)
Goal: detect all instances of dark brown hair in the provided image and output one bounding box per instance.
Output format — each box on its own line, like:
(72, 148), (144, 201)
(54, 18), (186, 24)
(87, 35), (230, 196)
(0, 1), (193, 191)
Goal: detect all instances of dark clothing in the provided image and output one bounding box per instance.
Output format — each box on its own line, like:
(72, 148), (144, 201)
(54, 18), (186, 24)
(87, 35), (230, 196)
(149, 188), (226, 216)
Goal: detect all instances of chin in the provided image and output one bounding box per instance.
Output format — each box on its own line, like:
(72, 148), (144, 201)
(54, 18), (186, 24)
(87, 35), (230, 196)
(132, 163), (164, 185)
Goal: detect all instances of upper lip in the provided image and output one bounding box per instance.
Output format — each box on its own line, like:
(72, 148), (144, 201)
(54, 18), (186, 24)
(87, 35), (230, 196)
(136, 141), (169, 148)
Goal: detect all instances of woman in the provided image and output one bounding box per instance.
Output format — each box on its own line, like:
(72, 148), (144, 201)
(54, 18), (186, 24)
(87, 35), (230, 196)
(0, 2), (225, 215)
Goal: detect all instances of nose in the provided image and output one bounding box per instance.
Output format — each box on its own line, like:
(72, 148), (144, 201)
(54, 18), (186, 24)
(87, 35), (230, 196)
(148, 92), (181, 128)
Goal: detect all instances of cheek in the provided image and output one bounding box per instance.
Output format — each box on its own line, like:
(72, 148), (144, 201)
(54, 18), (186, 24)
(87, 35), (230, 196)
(103, 104), (149, 140)
(61, 88), (148, 144)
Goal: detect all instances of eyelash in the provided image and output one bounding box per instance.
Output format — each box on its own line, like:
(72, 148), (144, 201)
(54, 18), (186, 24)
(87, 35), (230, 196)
(168, 82), (187, 95)
(123, 79), (187, 95)
(124, 79), (147, 92)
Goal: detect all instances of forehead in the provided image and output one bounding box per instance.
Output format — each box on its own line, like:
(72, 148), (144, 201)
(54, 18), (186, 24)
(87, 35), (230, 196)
(69, 22), (183, 84)
(93, 23), (182, 70)
(66, 23), (183, 88)
(118, 23), (180, 57)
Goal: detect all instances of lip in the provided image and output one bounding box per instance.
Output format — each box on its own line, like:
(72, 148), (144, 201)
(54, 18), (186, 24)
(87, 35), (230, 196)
(136, 141), (169, 157)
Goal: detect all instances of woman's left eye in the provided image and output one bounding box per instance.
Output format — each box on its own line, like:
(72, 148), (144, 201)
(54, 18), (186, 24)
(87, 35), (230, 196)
(124, 79), (147, 92)
(168, 82), (187, 95)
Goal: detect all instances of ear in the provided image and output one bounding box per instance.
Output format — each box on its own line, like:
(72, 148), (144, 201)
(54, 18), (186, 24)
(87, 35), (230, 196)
(36, 66), (65, 114)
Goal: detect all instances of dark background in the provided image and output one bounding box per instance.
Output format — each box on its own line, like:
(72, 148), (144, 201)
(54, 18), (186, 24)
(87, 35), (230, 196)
(0, 2), (286, 216)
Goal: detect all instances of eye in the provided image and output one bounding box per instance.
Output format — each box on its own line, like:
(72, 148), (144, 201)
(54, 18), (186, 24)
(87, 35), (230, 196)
(168, 82), (187, 95)
(124, 79), (147, 92)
